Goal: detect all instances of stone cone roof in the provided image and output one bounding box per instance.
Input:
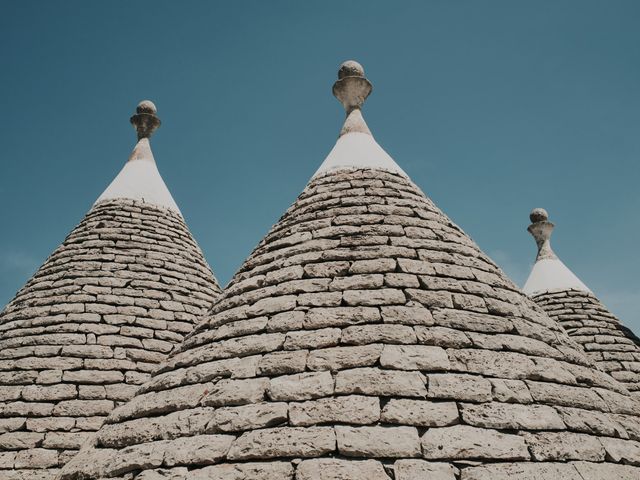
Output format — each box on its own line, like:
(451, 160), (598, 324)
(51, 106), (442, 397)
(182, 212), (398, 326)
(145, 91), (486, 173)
(524, 209), (640, 397)
(0, 101), (220, 480)
(59, 64), (640, 480)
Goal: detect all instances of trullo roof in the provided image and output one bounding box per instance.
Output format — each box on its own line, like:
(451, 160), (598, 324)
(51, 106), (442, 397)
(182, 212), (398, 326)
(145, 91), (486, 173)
(59, 63), (640, 480)
(0, 101), (220, 480)
(524, 208), (640, 397)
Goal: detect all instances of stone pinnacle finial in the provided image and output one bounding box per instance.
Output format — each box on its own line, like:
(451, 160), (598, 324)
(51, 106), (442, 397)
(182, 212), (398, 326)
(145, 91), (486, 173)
(131, 100), (161, 140)
(333, 61), (373, 137)
(333, 61), (372, 112)
(528, 208), (557, 261)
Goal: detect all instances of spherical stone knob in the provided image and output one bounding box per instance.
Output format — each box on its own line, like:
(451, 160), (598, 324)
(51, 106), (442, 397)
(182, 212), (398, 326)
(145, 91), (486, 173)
(338, 60), (365, 79)
(530, 208), (549, 223)
(136, 100), (157, 115)
(131, 100), (160, 140)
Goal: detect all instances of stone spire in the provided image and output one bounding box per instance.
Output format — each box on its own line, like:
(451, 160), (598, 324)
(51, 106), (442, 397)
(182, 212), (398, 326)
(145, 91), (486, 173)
(523, 208), (590, 295)
(0, 101), (220, 479)
(524, 208), (640, 397)
(59, 62), (640, 480)
(95, 100), (180, 214)
(314, 61), (406, 178)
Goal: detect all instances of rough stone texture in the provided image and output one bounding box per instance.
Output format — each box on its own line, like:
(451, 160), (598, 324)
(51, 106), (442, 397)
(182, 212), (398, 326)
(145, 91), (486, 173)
(297, 458), (390, 480)
(532, 289), (640, 396)
(394, 460), (456, 480)
(0, 199), (219, 479)
(57, 168), (640, 479)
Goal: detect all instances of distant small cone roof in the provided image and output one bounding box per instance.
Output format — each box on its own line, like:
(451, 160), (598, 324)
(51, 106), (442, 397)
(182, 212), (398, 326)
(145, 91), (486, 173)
(524, 208), (640, 397)
(59, 64), (640, 480)
(0, 101), (220, 479)
(522, 208), (590, 296)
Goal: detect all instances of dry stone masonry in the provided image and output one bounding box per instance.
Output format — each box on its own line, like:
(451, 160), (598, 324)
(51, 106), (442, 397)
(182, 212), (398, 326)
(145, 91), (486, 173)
(57, 63), (640, 480)
(525, 209), (640, 397)
(0, 102), (220, 480)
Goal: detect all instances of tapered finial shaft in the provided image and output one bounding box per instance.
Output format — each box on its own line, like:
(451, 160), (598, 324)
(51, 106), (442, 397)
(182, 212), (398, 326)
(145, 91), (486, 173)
(528, 208), (558, 261)
(131, 100), (161, 140)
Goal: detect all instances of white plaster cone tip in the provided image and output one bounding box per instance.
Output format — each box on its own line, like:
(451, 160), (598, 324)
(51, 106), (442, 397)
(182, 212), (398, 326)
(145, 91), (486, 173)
(314, 131), (407, 178)
(523, 257), (591, 295)
(94, 101), (182, 215)
(95, 138), (181, 214)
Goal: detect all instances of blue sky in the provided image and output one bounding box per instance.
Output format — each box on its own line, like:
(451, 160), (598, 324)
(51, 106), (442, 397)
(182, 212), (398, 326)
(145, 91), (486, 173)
(1, 1), (639, 330)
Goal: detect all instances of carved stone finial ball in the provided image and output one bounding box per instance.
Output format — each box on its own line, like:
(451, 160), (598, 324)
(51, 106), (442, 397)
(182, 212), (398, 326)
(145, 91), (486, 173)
(338, 60), (365, 79)
(530, 208), (549, 223)
(136, 100), (157, 115)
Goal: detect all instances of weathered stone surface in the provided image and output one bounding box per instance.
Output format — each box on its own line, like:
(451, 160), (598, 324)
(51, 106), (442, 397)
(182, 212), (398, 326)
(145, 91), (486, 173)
(163, 434), (234, 467)
(204, 378), (269, 407)
(461, 462), (583, 480)
(557, 407), (627, 438)
(527, 381), (607, 411)
(421, 425), (530, 460)
(267, 372), (334, 401)
(349, 258), (396, 274)
(427, 374), (492, 402)
(227, 427), (336, 460)
(343, 288), (405, 306)
(257, 350), (308, 375)
(336, 426), (421, 457)
(290, 395), (380, 426)
(52, 400), (114, 417)
(572, 460), (640, 480)
(335, 367), (427, 397)
(381, 399), (458, 427)
(600, 437), (640, 465)
(380, 344), (449, 371)
(525, 432), (605, 462)
(342, 324), (416, 345)
(380, 305), (433, 326)
(303, 306), (380, 329)
(394, 460), (456, 480)
(284, 328), (341, 350)
(307, 345), (383, 371)
(13, 448), (58, 469)
(460, 402), (565, 430)
(207, 403), (288, 433)
(190, 462), (294, 479)
(489, 379), (532, 403)
(106, 441), (165, 475)
(43, 432), (93, 449)
(297, 458), (390, 480)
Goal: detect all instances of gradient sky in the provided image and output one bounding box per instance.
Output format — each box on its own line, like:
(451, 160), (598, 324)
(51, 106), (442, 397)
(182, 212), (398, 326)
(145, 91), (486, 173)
(1, 1), (639, 330)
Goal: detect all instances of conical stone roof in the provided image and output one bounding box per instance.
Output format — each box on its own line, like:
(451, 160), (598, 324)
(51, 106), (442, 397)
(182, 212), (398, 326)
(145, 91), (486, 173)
(59, 64), (640, 480)
(524, 208), (640, 397)
(0, 101), (220, 480)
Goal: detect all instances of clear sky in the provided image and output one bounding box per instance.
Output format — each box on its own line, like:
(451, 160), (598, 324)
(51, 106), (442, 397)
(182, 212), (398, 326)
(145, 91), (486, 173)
(1, 1), (639, 330)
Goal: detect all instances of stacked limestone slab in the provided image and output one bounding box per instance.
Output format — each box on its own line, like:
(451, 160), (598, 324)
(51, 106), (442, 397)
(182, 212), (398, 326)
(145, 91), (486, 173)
(0, 102), (220, 479)
(524, 209), (640, 397)
(58, 64), (640, 480)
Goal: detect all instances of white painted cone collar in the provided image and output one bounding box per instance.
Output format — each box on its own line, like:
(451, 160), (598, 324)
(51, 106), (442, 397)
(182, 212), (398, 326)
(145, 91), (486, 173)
(523, 208), (590, 295)
(95, 100), (181, 214)
(314, 61), (407, 178)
